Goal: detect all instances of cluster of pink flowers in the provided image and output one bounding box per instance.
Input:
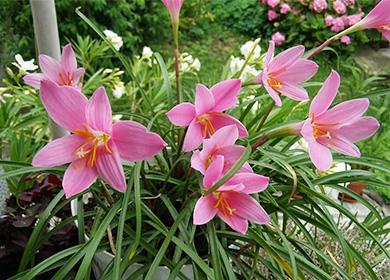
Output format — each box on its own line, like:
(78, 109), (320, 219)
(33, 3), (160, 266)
(271, 32), (286, 46)
(326, 12), (364, 33)
(311, 0), (328, 13)
(333, 0), (346, 15)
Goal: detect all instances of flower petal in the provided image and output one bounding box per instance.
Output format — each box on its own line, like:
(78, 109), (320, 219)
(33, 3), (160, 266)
(268, 45), (305, 73)
(39, 54), (61, 80)
(316, 98), (369, 125)
(72, 68), (85, 85)
(112, 121), (166, 161)
(23, 73), (45, 89)
(264, 41), (275, 65)
(309, 70), (340, 116)
(203, 155), (224, 189)
(61, 44), (77, 73)
(275, 59), (318, 83)
(226, 173), (269, 194)
(95, 144), (126, 192)
(262, 73), (282, 106)
(217, 212), (248, 234)
(307, 140), (333, 171)
(337, 117), (380, 142)
(227, 192), (270, 224)
(183, 119), (203, 152)
(86, 87), (112, 132)
(193, 195), (218, 225)
(191, 150), (205, 173)
(40, 80), (87, 131)
(279, 83), (309, 101)
(195, 84), (215, 115)
(63, 158), (98, 199)
(210, 125), (239, 148)
(318, 134), (361, 157)
(32, 134), (85, 167)
(209, 113), (248, 138)
(210, 79), (241, 111)
(380, 29), (390, 42)
(166, 102), (196, 126)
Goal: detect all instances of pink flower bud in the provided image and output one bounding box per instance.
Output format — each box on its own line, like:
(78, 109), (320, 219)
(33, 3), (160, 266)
(325, 15), (334, 26)
(271, 32), (285, 45)
(161, 0), (184, 24)
(340, 35), (352, 45)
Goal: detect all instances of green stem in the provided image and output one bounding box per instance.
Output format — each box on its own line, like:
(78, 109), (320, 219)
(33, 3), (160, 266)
(254, 101), (275, 133)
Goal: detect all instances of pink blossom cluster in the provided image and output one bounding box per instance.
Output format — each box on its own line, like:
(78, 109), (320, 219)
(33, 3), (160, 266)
(325, 12), (364, 32)
(333, 0), (346, 15)
(311, 0), (328, 13)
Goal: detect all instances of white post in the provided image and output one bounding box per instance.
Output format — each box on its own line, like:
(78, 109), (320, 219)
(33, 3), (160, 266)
(30, 0), (68, 139)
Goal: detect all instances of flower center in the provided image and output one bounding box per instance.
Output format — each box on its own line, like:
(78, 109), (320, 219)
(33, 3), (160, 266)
(213, 192), (236, 217)
(311, 114), (339, 140)
(73, 124), (112, 167)
(59, 72), (73, 86)
(378, 24), (390, 31)
(267, 76), (282, 91)
(196, 112), (225, 138)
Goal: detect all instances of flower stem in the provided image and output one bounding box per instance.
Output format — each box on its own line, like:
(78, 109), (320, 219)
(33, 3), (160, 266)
(254, 101), (275, 133)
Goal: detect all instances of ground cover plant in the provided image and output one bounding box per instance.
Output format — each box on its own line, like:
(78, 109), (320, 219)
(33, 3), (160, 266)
(0, 0), (389, 279)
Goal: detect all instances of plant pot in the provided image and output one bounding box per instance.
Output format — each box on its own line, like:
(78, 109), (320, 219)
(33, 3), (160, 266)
(70, 200), (194, 279)
(338, 182), (367, 203)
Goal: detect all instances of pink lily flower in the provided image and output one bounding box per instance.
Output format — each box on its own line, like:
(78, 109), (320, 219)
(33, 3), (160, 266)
(299, 70), (380, 171)
(355, 0), (390, 41)
(24, 44), (84, 89)
(161, 0), (184, 24)
(32, 80), (166, 198)
(191, 125), (252, 175)
(166, 79), (248, 152)
(258, 41), (318, 106)
(193, 156), (270, 234)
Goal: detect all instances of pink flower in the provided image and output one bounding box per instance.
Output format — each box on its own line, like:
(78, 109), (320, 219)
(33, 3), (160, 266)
(311, 0), (328, 13)
(280, 3), (291, 14)
(32, 80), (166, 198)
(191, 125), (253, 175)
(271, 32), (285, 45)
(330, 17), (345, 32)
(340, 35), (351, 44)
(161, 0), (184, 23)
(299, 70), (379, 171)
(293, 8), (300, 16)
(193, 156), (269, 234)
(258, 41), (318, 106)
(325, 15), (334, 26)
(166, 79), (248, 152)
(267, 0), (280, 8)
(356, 0), (390, 42)
(24, 44), (84, 89)
(347, 13), (363, 26)
(333, 0), (346, 15)
(268, 9), (278, 21)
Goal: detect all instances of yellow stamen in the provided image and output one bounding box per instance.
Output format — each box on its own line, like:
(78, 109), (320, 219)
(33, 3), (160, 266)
(267, 76), (282, 91)
(378, 24), (390, 31)
(59, 71), (73, 86)
(213, 192), (236, 217)
(197, 112), (226, 137)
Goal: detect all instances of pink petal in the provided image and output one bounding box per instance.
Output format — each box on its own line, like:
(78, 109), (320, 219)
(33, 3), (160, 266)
(193, 195), (218, 225)
(337, 116), (380, 142)
(316, 98), (369, 125)
(209, 114), (248, 138)
(307, 140), (333, 171)
(210, 79), (241, 111)
(217, 145), (248, 173)
(183, 120), (203, 152)
(95, 144), (126, 192)
(63, 158), (98, 199)
(195, 84), (215, 115)
(264, 41), (275, 65)
(191, 150), (205, 173)
(380, 29), (390, 42)
(166, 102), (196, 126)
(218, 212), (248, 234)
(32, 134), (85, 167)
(112, 121), (166, 161)
(262, 73), (282, 106)
(40, 80), (87, 131)
(227, 192), (270, 224)
(86, 87), (112, 133)
(217, 183), (245, 192)
(38, 54), (61, 81)
(241, 162), (254, 173)
(274, 59), (318, 83)
(209, 125), (239, 148)
(279, 83), (309, 101)
(161, 0), (184, 23)
(359, 0), (390, 29)
(72, 68), (85, 85)
(309, 70), (340, 117)
(268, 45), (305, 74)
(61, 44), (77, 73)
(226, 173), (269, 194)
(318, 134), (360, 157)
(23, 73), (45, 89)
(203, 155), (224, 189)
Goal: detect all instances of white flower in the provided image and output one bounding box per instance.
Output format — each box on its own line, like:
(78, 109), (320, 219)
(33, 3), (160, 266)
(328, 162), (351, 174)
(229, 56), (259, 80)
(240, 40), (261, 60)
(82, 192), (93, 205)
(48, 216), (62, 231)
(142, 46), (153, 59)
(112, 81), (125, 99)
(181, 62), (190, 72)
(230, 56), (245, 74)
(192, 58), (201, 71)
(112, 114), (123, 123)
(12, 54), (38, 73)
(103, 30), (123, 51)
